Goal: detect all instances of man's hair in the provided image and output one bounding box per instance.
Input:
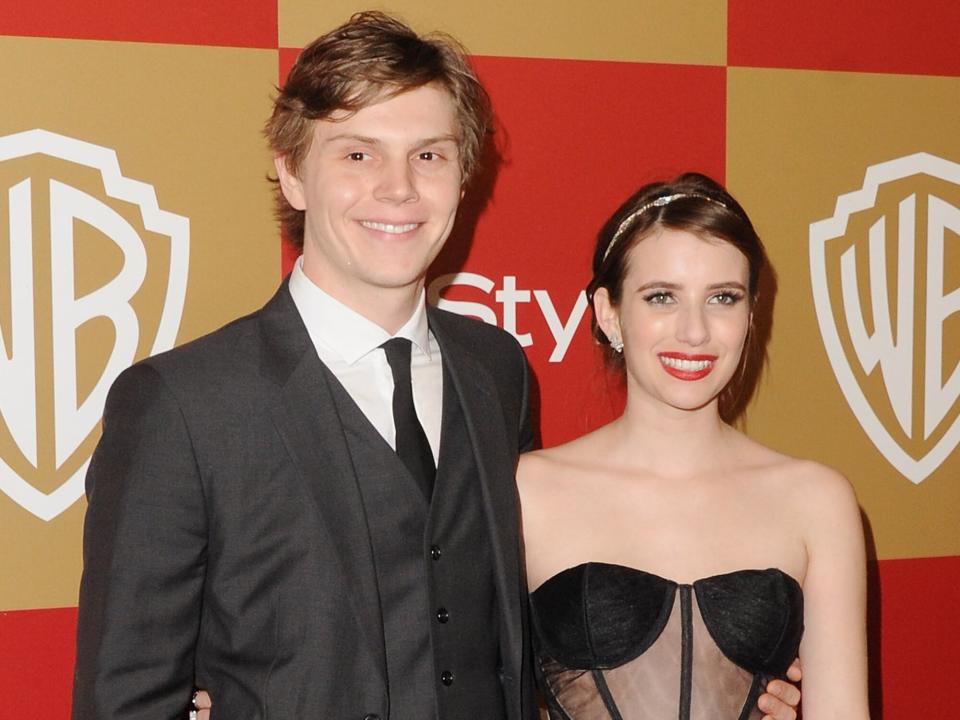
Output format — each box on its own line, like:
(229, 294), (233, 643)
(266, 11), (492, 247)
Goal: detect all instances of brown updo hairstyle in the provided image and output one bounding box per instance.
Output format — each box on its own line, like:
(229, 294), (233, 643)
(586, 172), (770, 421)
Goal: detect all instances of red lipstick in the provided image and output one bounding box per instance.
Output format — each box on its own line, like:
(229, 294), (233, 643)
(658, 352), (718, 381)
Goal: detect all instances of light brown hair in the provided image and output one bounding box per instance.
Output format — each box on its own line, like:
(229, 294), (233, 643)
(265, 11), (492, 247)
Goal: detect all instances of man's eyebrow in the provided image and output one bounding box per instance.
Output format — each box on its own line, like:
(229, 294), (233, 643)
(321, 134), (459, 147)
(321, 133), (381, 146)
(410, 136), (461, 154)
(416, 135), (459, 145)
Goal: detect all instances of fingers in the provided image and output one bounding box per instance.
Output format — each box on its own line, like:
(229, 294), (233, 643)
(785, 657), (802, 682)
(766, 677), (801, 708)
(191, 689), (212, 720)
(757, 685), (800, 720)
(194, 691), (212, 710)
(757, 694), (796, 720)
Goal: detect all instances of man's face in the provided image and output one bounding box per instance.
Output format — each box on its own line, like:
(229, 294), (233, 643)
(276, 84), (463, 314)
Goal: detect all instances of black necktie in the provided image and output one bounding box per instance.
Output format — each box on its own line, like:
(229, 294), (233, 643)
(381, 337), (436, 499)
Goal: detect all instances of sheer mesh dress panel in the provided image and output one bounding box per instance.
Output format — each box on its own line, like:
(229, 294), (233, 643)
(530, 563), (803, 720)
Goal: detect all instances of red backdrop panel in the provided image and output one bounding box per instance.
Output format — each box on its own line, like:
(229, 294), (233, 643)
(0, 607), (78, 718)
(0, 0), (278, 48)
(729, 0), (960, 76)
(872, 555), (960, 717)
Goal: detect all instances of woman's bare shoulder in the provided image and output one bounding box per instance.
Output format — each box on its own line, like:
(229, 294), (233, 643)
(743, 441), (858, 521)
(737, 434), (846, 484)
(518, 428), (610, 494)
(521, 425), (611, 468)
(772, 453), (851, 495)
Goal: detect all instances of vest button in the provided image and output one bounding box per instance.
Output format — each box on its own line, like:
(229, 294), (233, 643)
(364, 715), (381, 720)
(430, 544), (442, 560)
(441, 670), (454, 686)
(436, 607), (450, 623)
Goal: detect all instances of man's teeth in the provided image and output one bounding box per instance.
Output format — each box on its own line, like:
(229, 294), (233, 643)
(660, 356), (713, 371)
(361, 221), (419, 234)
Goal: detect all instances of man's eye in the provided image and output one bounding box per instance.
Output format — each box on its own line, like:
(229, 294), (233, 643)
(347, 152), (367, 161)
(418, 151), (438, 161)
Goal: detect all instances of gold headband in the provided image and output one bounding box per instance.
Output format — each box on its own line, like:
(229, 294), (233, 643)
(601, 192), (728, 263)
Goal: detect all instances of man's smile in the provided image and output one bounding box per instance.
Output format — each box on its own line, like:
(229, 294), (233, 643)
(359, 220), (422, 234)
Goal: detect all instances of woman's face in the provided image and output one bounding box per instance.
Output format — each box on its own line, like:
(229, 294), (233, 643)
(596, 227), (752, 414)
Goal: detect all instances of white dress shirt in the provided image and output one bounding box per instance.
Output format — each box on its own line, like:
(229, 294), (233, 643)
(288, 257), (442, 462)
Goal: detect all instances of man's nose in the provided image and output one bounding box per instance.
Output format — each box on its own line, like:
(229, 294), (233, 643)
(374, 159), (419, 203)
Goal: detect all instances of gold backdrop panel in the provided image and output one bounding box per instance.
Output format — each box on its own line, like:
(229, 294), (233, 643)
(728, 66), (960, 560)
(278, 0), (726, 66)
(0, 36), (279, 610)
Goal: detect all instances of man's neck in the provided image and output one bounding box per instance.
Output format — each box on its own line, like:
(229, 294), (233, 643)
(298, 261), (425, 335)
(355, 286), (425, 335)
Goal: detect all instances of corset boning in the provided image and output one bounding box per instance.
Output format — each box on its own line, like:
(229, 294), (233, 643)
(530, 563), (803, 720)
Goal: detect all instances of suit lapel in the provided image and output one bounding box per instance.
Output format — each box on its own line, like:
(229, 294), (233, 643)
(258, 283), (387, 690)
(429, 310), (524, 691)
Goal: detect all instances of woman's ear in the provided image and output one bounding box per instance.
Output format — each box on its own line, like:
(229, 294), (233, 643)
(593, 287), (621, 344)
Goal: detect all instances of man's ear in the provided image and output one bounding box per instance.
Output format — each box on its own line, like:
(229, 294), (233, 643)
(592, 287), (621, 343)
(274, 155), (306, 211)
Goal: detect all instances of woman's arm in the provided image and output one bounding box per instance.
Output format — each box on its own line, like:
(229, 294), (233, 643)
(797, 463), (870, 719)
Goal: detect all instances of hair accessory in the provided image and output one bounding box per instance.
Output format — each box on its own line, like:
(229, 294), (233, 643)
(610, 336), (624, 353)
(601, 192), (728, 263)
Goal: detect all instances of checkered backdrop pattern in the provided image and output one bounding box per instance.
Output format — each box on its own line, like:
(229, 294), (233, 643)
(1, 2), (958, 717)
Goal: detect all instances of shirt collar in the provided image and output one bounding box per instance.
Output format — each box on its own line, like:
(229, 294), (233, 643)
(289, 256), (432, 365)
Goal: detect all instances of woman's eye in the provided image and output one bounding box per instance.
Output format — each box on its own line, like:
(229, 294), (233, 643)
(710, 291), (744, 305)
(644, 292), (672, 305)
(418, 151), (439, 161)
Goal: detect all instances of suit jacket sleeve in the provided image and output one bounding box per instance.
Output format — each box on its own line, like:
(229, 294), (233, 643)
(73, 363), (207, 719)
(517, 348), (536, 454)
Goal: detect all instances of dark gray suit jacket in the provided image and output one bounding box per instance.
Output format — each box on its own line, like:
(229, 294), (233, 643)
(72, 281), (536, 720)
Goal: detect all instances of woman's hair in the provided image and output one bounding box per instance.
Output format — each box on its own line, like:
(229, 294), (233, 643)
(265, 11), (492, 247)
(586, 172), (769, 419)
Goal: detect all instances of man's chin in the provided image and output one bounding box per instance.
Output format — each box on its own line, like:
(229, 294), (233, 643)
(366, 273), (429, 295)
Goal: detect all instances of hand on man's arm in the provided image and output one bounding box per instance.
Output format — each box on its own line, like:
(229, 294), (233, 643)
(758, 658), (802, 720)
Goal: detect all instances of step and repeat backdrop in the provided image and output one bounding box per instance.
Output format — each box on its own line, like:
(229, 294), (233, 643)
(1, 1), (958, 716)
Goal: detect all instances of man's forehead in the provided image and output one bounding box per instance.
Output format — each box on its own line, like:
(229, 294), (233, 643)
(326, 81), (456, 119)
(312, 85), (461, 143)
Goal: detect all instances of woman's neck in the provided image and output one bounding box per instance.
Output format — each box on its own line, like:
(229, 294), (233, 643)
(609, 394), (739, 479)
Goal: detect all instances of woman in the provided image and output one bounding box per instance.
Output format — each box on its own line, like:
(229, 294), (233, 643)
(519, 173), (868, 719)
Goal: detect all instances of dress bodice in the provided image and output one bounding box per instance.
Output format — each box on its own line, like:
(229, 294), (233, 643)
(530, 563), (803, 720)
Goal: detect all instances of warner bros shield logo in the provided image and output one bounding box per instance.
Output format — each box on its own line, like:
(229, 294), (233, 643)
(0, 129), (189, 520)
(810, 152), (960, 484)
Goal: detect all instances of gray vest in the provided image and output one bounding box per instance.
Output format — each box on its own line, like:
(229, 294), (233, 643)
(329, 362), (505, 720)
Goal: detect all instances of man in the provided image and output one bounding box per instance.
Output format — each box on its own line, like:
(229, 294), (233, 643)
(73, 12), (801, 720)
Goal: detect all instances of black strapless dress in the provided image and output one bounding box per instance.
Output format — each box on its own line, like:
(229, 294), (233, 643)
(530, 563), (803, 720)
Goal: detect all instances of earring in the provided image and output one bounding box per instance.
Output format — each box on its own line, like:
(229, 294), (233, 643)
(610, 336), (624, 353)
